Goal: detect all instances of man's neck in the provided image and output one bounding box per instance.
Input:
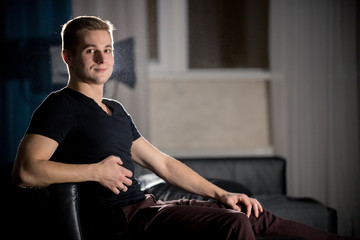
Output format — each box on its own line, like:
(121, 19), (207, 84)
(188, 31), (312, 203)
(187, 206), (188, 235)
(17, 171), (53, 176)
(67, 80), (104, 105)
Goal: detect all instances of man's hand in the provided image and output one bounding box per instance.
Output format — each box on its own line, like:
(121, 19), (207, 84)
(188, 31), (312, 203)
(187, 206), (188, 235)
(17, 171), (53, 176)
(96, 155), (133, 194)
(219, 192), (263, 218)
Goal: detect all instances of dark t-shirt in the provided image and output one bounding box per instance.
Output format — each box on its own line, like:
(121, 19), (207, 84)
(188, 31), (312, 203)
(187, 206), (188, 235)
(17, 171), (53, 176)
(27, 87), (145, 207)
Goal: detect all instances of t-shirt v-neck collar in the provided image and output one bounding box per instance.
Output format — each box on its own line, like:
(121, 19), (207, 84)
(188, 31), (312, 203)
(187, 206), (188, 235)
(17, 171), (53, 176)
(64, 87), (115, 117)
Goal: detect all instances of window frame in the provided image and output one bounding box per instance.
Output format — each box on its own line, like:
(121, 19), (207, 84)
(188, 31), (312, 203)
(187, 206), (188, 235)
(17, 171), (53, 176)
(148, 0), (270, 81)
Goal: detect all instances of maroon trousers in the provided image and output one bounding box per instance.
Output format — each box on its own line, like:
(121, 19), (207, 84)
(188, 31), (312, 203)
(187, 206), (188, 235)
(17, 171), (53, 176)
(84, 194), (350, 240)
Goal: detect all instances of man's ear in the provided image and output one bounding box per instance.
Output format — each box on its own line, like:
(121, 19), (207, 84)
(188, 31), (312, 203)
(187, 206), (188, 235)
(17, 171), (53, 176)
(62, 49), (72, 65)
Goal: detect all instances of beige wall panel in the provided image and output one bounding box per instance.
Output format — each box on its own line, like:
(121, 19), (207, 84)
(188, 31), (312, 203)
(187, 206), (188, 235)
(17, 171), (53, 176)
(149, 79), (270, 156)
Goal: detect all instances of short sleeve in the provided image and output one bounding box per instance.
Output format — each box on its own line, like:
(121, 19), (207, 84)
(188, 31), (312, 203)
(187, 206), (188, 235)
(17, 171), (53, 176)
(26, 93), (74, 144)
(122, 106), (141, 141)
(130, 115), (141, 141)
(106, 98), (141, 142)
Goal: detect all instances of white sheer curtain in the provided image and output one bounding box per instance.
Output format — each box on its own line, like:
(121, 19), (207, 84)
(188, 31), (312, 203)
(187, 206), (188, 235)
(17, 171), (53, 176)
(270, 0), (360, 236)
(72, 0), (149, 137)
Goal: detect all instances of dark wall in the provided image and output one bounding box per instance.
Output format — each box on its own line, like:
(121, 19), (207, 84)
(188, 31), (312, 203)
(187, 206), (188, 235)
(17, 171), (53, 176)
(0, 0), (71, 166)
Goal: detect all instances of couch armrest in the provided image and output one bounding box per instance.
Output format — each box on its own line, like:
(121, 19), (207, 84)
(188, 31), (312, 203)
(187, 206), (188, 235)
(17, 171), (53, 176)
(48, 183), (83, 240)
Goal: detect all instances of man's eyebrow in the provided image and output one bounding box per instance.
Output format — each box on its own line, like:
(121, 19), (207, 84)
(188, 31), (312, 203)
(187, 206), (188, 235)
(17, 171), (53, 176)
(82, 44), (113, 50)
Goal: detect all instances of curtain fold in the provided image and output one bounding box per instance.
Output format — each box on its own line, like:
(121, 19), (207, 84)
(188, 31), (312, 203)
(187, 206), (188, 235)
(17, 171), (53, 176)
(270, 0), (360, 236)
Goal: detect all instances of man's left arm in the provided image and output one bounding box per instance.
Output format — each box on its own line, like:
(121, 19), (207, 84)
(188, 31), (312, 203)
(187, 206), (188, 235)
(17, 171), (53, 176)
(131, 137), (263, 217)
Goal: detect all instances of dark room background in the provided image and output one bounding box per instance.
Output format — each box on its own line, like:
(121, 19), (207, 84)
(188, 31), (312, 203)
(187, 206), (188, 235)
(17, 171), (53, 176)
(0, 0), (71, 166)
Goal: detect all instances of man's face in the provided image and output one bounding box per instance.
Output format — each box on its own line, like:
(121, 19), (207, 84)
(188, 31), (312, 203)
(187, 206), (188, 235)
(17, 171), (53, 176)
(66, 30), (114, 85)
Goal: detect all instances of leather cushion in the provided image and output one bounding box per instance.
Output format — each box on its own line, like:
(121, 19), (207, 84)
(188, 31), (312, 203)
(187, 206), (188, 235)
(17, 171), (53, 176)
(48, 183), (82, 240)
(144, 178), (253, 201)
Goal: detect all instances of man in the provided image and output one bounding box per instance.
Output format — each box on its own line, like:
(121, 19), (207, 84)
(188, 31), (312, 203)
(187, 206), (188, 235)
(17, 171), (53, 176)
(12, 16), (352, 240)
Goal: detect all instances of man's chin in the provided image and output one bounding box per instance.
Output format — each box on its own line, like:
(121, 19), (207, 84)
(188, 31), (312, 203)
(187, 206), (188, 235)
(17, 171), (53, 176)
(91, 74), (112, 85)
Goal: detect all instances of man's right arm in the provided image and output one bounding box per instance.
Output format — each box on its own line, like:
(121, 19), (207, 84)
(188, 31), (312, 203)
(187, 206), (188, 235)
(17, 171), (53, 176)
(12, 134), (132, 194)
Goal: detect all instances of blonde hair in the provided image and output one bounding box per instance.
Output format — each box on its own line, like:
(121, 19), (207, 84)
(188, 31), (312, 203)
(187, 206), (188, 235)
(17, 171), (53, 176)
(61, 16), (115, 53)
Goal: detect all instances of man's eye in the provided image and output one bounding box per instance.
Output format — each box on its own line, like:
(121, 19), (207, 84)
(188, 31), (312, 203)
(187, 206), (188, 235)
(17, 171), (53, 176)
(105, 49), (112, 53)
(86, 49), (95, 54)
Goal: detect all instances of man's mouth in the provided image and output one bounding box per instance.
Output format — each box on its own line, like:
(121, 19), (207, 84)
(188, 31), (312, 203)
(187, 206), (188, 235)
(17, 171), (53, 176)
(94, 68), (108, 72)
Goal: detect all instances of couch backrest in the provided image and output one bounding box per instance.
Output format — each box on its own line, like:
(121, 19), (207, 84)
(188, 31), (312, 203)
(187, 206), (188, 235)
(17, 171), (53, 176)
(177, 156), (286, 195)
(134, 156), (287, 195)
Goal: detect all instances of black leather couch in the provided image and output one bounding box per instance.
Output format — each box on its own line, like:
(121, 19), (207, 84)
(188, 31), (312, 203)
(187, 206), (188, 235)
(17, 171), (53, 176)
(136, 157), (337, 235)
(1, 156), (337, 239)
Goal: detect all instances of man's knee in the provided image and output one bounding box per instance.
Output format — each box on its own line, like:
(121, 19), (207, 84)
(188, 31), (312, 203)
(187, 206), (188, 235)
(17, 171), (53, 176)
(218, 211), (255, 240)
(228, 211), (253, 229)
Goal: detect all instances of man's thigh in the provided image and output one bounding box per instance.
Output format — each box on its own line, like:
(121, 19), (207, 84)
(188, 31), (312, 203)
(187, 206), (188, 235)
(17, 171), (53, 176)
(128, 198), (254, 240)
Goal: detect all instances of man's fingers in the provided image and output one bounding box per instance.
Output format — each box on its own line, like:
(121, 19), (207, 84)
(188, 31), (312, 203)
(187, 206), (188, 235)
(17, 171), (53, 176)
(114, 158), (133, 187)
(100, 156), (134, 193)
(116, 158), (123, 165)
(250, 199), (263, 218)
(122, 167), (133, 178)
(117, 185), (128, 192)
(242, 199), (252, 218)
(110, 156), (133, 178)
(257, 199), (264, 213)
(122, 177), (133, 187)
(112, 186), (120, 195)
(110, 155), (123, 165)
(253, 202), (259, 218)
(246, 205), (252, 218)
(112, 184), (130, 195)
(231, 203), (241, 212)
(223, 193), (264, 218)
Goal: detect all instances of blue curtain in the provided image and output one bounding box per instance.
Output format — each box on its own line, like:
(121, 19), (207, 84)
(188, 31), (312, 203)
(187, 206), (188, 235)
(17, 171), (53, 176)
(0, 0), (71, 165)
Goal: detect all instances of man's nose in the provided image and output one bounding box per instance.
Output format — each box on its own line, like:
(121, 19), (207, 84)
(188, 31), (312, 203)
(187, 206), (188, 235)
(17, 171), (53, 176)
(94, 51), (104, 64)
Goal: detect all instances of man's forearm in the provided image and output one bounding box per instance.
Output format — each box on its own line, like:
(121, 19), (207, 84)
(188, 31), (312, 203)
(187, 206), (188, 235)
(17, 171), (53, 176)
(13, 158), (98, 188)
(131, 137), (229, 200)
(13, 153), (133, 195)
(159, 156), (228, 201)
